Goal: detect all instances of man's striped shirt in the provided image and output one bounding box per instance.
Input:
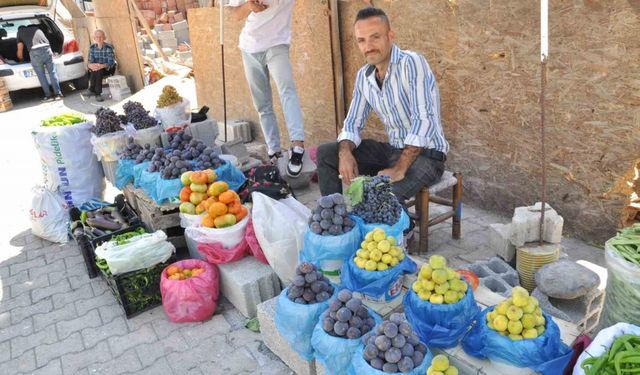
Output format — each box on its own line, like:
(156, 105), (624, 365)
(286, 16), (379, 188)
(338, 44), (449, 154)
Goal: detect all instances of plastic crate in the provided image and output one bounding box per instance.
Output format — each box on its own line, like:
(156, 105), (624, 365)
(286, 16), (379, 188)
(70, 194), (140, 278)
(101, 254), (176, 319)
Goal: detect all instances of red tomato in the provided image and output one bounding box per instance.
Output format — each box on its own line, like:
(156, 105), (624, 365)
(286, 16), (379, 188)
(457, 269), (480, 291)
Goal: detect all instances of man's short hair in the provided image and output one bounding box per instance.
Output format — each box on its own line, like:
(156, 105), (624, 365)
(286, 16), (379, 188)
(94, 29), (106, 37)
(355, 7), (390, 26)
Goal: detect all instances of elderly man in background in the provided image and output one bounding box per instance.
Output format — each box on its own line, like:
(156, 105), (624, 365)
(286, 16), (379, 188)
(86, 29), (117, 102)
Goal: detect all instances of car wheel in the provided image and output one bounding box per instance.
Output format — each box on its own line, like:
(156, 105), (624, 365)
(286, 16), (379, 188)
(72, 75), (89, 90)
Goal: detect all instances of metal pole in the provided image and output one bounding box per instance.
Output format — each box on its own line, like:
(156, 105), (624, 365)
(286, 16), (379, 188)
(220, 0), (228, 143)
(539, 0), (549, 246)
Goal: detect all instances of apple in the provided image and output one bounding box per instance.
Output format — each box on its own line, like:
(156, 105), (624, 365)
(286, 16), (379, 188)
(189, 192), (205, 205)
(190, 183), (207, 193)
(179, 202), (196, 214)
(181, 171), (193, 186)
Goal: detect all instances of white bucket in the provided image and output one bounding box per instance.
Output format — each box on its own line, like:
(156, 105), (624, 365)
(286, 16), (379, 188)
(320, 259), (344, 285)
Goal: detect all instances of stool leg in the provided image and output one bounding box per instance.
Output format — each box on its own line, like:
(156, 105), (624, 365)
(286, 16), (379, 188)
(452, 172), (462, 239)
(419, 188), (430, 253)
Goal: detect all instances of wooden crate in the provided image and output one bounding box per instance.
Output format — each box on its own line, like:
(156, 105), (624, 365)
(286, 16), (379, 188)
(125, 185), (186, 249)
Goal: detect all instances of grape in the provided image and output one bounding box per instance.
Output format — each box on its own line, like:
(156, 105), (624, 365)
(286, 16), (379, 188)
(93, 107), (122, 136)
(345, 298), (362, 312)
(337, 289), (352, 302)
(382, 363), (398, 373)
(392, 333), (406, 348)
(352, 176), (402, 225)
(123, 101), (158, 129)
(375, 335), (391, 351)
(336, 307), (352, 322)
(333, 321), (349, 336)
(397, 356), (414, 372)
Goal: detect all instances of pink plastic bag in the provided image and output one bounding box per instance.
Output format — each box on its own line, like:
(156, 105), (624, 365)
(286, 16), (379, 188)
(197, 239), (248, 264)
(160, 259), (219, 323)
(246, 218), (269, 264)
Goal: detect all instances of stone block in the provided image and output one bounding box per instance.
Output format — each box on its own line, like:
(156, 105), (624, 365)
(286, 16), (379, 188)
(160, 37), (178, 49)
(489, 223), (516, 262)
(218, 256), (282, 318)
(157, 30), (176, 40)
(174, 29), (190, 44)
(172, 20), (188, 31)
(510, 202), (563, 247)
(459, 257), (520, 297)
(535, 260), (599, 299)
(257, 297), (316, 375)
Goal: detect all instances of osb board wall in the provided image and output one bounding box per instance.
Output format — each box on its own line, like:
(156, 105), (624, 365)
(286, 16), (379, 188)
(338, 0), (640, 242)
(92, 0), (144, 92)
(188, 3), (337, 147)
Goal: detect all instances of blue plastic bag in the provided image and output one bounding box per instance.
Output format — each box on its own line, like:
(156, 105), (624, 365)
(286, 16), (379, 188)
(300, 216), (362, 270)
(403, 283), (479, 348)
(275, 287), (336, 360)
(151, 176), (182, 204)
(352, 210), (410, 246)
(311, 306), (382, 375)
(340, 256), (416, 302)
(214, 160), (246, 192)
(461, 307), (574, 375)
(348, 342), (432, 375)
(132, 161), (150, 188)
(115, 159), (135, 189)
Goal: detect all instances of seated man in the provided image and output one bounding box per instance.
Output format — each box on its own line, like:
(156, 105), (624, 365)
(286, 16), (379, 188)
(317, 7), (449, 203)
(86, 29), (117, 102)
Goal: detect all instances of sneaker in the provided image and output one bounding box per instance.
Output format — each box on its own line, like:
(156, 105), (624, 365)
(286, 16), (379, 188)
(286, 146), (305, 177)
(96, 94), (104, 102)
(41, 96), (53, 102)
(54, 94), (64, 101)
(83, 90), (95, 97)
(268, 151), (282, 165)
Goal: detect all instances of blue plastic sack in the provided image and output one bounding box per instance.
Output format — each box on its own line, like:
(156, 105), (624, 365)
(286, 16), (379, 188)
(132, 161), (150, 188)
(403, 283), (479, 348)
(311, 306), (382, 375)
(300, 216), (362, 270)
(348, 342), (432, 375)
(275, 287), (337, 360)
(115, 159), (135, 189)
(214, 160), (246, 192)
(461, 307), (574, 375)
(352, 210), (410, 246)
(340, 255), (416, 302)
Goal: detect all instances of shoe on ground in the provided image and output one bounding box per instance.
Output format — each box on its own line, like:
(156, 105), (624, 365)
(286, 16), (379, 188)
(41, 96), (53, 102)
(83, 90), (95, 97)
(96, 94), (104, 102)
(286, 146), (305, 178)
(54, 94), (64, 101)
(268, 151), (282, 166)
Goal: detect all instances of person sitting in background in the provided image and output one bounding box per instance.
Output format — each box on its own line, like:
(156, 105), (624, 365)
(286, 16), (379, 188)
(86, 29), (117, 102)
(17, 25), (63, 101)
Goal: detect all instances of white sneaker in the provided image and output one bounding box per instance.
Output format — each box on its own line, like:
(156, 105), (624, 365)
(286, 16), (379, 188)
(287, 146), (305, 177)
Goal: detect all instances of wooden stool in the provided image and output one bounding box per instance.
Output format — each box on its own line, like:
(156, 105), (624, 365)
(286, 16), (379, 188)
(406, 171), (462, 254)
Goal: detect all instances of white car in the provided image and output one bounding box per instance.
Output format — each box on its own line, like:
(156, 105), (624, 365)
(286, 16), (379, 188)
(0, 5), (87, 92)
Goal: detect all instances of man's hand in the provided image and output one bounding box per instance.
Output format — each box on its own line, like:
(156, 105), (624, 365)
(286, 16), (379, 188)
(338, 141), (358, 186)
(248, 0), (268, 13)
(377, 166), (406, 183)
(0, 58), (4, 65)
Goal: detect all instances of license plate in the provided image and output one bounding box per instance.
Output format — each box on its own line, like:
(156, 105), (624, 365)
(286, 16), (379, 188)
(22, 69), (36, 78)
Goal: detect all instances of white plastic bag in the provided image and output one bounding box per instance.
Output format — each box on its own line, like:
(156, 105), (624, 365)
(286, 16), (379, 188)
(32, 121), (105, 207)
(90, 131), (128, 162)
(251, 192), (311, 284)
(95, 230), (175, 275)
(184, 216), (249, 247)
(573, 322), (640, 375)
(30, 186), (70, 243)
(122, 123), (163, 148)
(154, 98), (191, 130)
(179, 212), (205, 228)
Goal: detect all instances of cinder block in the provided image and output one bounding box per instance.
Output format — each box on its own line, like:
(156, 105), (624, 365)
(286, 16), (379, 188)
(157, 30), (176, 40)
(218, 256), (282, 318)
(177, 51), (192, 61)
(489, 223), (516, 262)
(510, 202), (563, 247)
(257, 297), (316, 375)
(216, 138), (250, 165)
(174, 29), (190, 44)
(172, 20), (188, 31)
(160, 37), (178, 49)
(459, 257), (519, 297)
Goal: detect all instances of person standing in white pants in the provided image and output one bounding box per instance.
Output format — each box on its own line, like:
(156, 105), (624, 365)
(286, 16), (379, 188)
(229, 0), (306, 177)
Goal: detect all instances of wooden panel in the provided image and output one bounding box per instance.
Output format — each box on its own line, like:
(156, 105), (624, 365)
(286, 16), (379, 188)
(338, 0), (640, 242)
(188, 1), (337, 147)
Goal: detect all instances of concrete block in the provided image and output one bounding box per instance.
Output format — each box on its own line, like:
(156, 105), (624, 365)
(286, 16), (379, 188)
(144, 49), (157, 58)
(257, 297), (316, 375)
(510, 202), (563, 247)
(217, 119), (253, 143)
(157, 30), (176, 40)
(172, 20), (188, 31)
(489, 223), (516, 262)
(177, 51), (192, 60)
(218, 256), (282, 318)
(160, 37), (178, 49)
(459, 257), (520, 297)
(217, 138), (250, 165)
(174, 29), (190, 44)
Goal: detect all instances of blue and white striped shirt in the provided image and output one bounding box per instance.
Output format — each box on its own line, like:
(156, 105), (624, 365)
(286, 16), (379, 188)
(338, 44), (449, 154)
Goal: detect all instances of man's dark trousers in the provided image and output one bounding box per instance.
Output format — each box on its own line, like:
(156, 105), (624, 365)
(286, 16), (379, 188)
(88, 66), (116, 95)
(316, 139), (445, 202)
